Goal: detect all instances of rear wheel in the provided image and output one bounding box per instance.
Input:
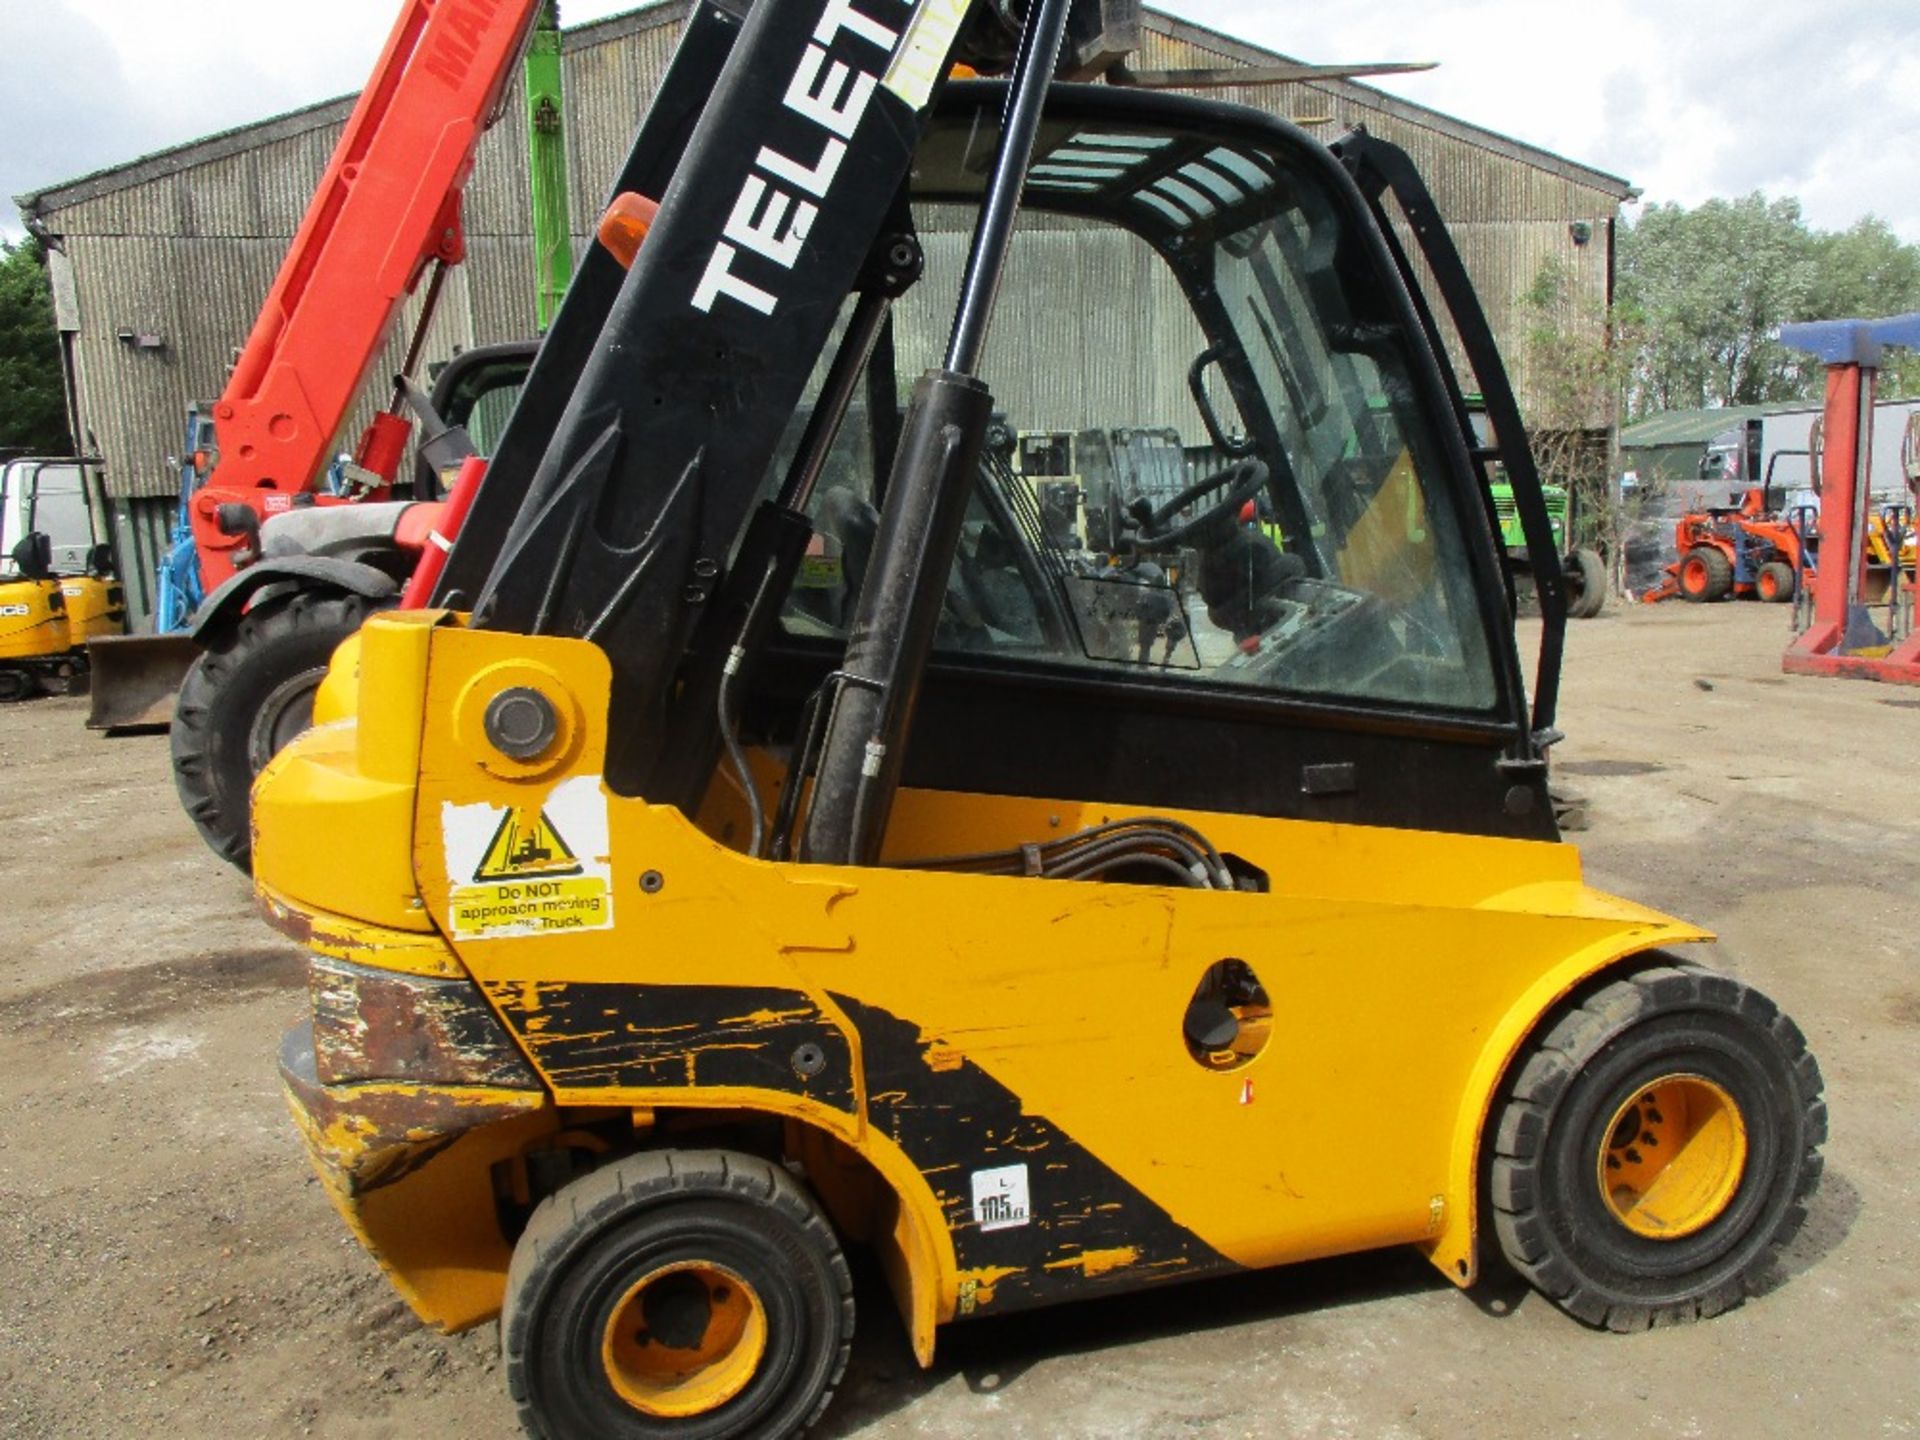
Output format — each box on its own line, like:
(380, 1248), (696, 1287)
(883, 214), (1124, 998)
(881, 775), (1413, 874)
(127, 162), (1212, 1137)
(1491, 963), (1825, 1331)
(1756, 561), (1796, 603)
(1564, 547), (1608, 619)
(170, 588), (378, 872)
(1679, 547), (1734, 602)
(504, 1150), (854, 1440)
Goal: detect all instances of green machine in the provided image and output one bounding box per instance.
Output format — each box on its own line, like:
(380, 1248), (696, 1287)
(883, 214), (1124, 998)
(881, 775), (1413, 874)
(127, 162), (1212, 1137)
(525, 0), (573, 331)
(1470, 397), (1607, 620)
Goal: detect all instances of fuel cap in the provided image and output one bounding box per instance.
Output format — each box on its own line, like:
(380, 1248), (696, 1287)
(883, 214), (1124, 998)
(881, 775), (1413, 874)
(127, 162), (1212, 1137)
(484, 687), (558, 761)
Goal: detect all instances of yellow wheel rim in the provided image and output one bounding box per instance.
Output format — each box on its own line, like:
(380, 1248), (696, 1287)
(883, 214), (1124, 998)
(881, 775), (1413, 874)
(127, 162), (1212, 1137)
(601, 1262), (766, 1419)
(1597, 1074), (1748, 1239)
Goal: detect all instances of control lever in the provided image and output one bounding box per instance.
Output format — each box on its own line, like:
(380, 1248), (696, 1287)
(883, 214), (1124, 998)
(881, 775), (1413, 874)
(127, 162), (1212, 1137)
(1882, 503), (1913, 640)
(1788, 504), (1819, 634)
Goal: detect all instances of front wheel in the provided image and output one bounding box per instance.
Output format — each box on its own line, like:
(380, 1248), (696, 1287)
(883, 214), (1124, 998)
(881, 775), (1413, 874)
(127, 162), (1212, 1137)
(170, 588), (379, 872)
(1490, 962), (1825, 1331)
(1679, 547), (1734, 602)
(1756, 560), (1796, 603)
(1564, 547), (1609, 619)
(503, 1150), (854, 1440)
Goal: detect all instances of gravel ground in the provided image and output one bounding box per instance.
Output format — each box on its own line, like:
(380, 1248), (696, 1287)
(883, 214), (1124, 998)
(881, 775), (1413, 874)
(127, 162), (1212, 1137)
(0, 600), (1914, 1439)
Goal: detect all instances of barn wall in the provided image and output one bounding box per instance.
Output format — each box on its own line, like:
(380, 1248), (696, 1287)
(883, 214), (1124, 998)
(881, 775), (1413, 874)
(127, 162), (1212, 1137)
(22, 1), (1629, 625)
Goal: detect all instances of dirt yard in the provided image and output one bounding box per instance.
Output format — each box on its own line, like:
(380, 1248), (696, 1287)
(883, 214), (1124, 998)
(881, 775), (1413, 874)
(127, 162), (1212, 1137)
(1, 601), (1914, 1440)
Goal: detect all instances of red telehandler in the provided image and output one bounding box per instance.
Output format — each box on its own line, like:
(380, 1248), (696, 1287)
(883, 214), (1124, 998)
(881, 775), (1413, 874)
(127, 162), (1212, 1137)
(84, 0), (578, 868)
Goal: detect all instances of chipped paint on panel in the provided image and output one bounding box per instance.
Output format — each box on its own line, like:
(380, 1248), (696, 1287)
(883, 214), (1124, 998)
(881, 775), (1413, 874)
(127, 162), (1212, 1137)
(835, 994), (1236, 1316)
(309, 955), (541, 1088)
(483, 980), (860, 1113)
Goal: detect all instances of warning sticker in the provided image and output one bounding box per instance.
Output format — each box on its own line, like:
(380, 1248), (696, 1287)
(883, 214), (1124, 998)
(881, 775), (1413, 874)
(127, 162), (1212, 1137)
(442, 775), (614, 941)
(473, 809), (582, 882)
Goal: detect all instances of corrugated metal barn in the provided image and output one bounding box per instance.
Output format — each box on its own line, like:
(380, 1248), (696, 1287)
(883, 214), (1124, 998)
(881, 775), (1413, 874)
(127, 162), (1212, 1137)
(16, 2), (1633, 628)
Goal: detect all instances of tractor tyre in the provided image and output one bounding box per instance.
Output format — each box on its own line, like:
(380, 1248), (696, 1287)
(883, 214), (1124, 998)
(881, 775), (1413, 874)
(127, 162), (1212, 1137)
(1756, 561), (1796, 604)
(1678, 547), (1734, 603)
(1564, 547), (1608, 619)
(170, 588), (379, 873)
(503, 1149), (854, 1440)
(1490, 962), (1826, 1333)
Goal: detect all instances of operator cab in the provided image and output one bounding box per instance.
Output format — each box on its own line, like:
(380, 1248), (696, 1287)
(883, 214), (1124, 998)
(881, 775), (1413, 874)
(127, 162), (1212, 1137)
(754, 89), (1532, 842)
(0, 458), (111, 580)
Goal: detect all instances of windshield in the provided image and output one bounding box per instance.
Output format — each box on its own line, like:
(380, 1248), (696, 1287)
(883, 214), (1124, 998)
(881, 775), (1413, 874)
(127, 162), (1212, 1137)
(780, 107), (1502, 717)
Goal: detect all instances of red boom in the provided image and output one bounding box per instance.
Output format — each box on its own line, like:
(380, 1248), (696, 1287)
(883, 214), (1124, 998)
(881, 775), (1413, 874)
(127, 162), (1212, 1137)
(190, 0), (540, 588)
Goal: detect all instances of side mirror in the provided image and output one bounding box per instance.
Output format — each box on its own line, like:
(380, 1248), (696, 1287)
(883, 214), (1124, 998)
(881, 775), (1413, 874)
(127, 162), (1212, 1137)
(11, 532), (52, 581)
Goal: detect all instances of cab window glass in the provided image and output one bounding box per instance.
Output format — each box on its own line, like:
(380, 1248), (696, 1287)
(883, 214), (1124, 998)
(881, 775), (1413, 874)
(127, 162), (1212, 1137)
(782, 125), (1499, 716)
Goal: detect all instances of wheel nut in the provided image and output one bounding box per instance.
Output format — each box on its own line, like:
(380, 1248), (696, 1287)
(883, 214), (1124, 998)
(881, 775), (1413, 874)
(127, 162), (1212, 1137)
(484, 687), (559, 761)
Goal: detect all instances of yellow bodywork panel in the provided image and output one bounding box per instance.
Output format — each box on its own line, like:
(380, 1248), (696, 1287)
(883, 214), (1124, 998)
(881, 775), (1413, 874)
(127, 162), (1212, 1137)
(0, 579), (71, 661)
(258, 885), (466, 979)
(259, 613), (1709, 1363)
(59, 576), (125, 641)
(312, 629), (364, 728)
(282, 1060), (556, 1330)
(254, 611), (442, 934)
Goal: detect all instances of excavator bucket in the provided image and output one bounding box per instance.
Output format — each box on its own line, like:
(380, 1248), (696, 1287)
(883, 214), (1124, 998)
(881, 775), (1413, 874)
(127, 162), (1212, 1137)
(85, 632), (199, 730)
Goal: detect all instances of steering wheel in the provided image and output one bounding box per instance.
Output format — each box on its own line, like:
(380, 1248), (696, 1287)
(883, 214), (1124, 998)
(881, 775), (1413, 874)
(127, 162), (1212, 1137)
(1129, 459), (1271, 552)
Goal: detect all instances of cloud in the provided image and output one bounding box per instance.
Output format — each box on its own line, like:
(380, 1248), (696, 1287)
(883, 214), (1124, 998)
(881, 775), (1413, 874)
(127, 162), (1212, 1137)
(1, 4), (154, 216)
(1162, 0), (1920, 242)
(8, 0), (1918, 246)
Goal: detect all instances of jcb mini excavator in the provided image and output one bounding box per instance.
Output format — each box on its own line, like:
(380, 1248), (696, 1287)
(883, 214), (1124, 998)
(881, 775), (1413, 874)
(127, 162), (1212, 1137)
(0, 456), (125, 700)
(251, 3), (1827, 1437)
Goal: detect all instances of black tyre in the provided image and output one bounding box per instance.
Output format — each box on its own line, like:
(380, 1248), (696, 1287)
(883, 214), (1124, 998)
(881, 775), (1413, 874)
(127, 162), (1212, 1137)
(503, 1150), (854, 1440)
(1756, 560), (1796, 603)
(1564, 547), (1608, 619)
(1490, 962), (1825, 1332)
(170, 588), (379, 872)
(0, 666), (40, 703)
(1679, 547), (1733, 602)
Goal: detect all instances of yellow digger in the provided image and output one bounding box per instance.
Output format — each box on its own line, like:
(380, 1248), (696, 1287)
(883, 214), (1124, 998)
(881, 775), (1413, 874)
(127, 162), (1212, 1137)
(251, 3), (1826, 1437)
(0, 456), (124, 700)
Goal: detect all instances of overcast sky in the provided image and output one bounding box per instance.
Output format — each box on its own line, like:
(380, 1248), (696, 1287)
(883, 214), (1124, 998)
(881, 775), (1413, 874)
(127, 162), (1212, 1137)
(5, 0), (1918, 246)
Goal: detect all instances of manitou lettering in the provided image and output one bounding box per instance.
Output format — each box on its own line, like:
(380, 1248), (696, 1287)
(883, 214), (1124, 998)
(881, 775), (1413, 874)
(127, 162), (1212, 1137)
(423, 0), (507, 90)
(692, 0), (908, 316)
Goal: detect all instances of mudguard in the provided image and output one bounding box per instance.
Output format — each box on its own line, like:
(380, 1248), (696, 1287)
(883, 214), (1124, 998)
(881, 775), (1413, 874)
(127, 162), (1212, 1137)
(189, 556), (400, 642)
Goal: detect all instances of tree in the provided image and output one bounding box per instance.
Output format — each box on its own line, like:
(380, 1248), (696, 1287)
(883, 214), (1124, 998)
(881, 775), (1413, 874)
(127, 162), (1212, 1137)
(1804, 217), (1920, 319)
(1618, 199), (1920, 419)
(1517, 257), (1645, 581)
(0, 238), (71, 454)
(1617, 194), (1814, 418)
(1804, 218), (1920, 397)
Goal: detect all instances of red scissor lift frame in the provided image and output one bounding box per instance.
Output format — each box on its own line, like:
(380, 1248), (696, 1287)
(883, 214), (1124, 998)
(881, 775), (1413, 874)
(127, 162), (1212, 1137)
(1780, 314), (1920, 685)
